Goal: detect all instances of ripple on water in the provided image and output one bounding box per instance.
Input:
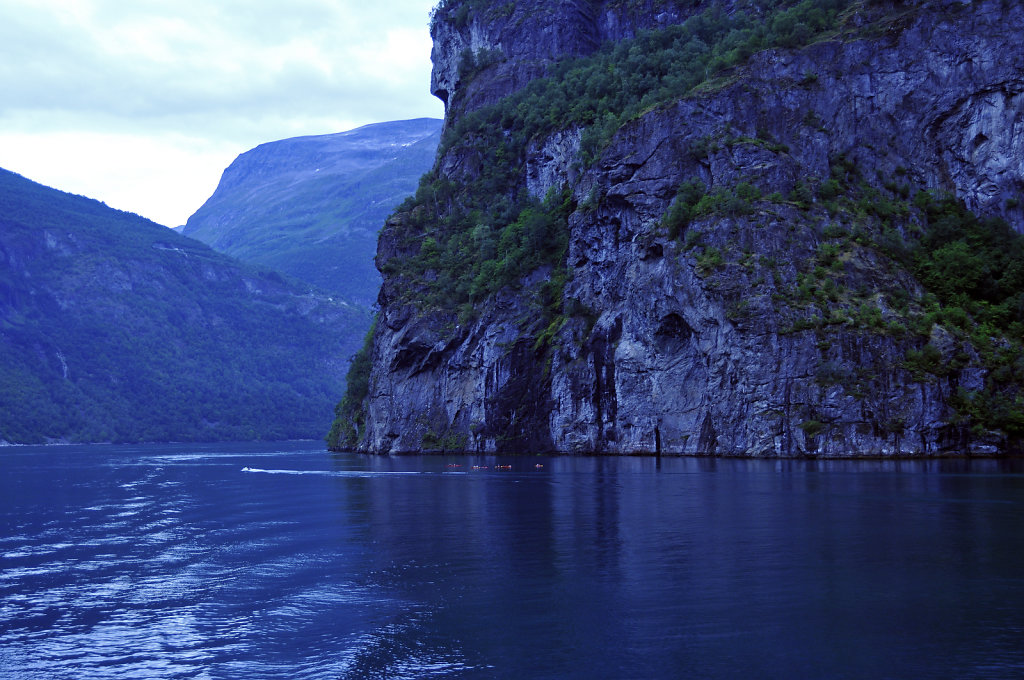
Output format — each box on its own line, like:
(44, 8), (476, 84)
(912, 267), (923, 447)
(3, 444), (1023, 680)
(335, 610), (481, 680)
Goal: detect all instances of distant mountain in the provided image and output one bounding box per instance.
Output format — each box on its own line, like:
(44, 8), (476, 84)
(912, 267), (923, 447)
(182, 118), (442, 306)
(0, 167), (369, 445)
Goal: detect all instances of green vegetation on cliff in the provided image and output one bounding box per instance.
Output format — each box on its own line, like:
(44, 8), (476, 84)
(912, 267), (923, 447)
(340, 0), (1024, 453)
(819, 166), (1024, 439)
(442, 0), (852, 159)
(327, 317), (376, 450)
(658, 151), (1024, 440)
(891, 192), (1024, 437)
(385, 183), (573, 318)
(334, 0), (857, 449)
(387, 0), (853, 313)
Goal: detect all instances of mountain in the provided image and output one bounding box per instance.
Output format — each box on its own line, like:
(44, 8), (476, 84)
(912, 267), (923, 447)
(330, 0), (1024, 457)
(182, 118), (442, 306)
(0, 168), (369, 445)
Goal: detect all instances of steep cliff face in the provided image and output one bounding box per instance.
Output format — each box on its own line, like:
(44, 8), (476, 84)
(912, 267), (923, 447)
(430, 0), (717, 117)
(348, 0), (1024, 457)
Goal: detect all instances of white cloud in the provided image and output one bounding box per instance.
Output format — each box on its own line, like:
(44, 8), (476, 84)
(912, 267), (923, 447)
(0, 0), (443, 227)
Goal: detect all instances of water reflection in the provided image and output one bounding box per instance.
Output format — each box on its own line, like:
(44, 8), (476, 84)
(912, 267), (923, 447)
(1, 444), (1022, 679)
(323, 453), (1024, 678)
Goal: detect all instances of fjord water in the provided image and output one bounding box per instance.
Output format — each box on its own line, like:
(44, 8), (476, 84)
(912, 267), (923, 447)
(2, 443), (1023, 679)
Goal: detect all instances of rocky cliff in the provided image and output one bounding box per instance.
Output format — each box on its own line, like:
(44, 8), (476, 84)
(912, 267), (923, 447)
(337, 0), (1024, 457)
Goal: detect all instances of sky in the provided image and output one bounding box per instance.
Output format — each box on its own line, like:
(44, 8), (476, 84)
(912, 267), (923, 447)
(0, 0), (444, 227)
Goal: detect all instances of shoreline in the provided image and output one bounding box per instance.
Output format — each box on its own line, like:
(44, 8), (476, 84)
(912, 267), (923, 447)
(330, 447), (1024, 462)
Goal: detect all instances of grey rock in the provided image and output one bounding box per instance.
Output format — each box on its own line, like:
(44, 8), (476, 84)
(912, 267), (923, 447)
(362, 0), (1024, 457)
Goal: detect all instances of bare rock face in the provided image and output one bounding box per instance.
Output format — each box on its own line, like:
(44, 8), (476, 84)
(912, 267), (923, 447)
(527, 128), (582, 199)
(359, 0), (1024, 457)
(429, 0), (702, 117)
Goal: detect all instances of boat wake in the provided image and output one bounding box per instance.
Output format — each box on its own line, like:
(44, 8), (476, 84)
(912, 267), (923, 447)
(240, 467), (465, 477)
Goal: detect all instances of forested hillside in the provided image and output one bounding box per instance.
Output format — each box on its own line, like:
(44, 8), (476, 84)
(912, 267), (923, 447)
(0, 168), (367, 444)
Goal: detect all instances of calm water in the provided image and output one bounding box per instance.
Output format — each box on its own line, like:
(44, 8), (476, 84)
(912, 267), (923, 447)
(2, 443), (1023, 679)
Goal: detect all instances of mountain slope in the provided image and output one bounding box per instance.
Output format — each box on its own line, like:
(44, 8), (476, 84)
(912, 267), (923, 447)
(333, 0), (1024, 457)
(0, 168), (368, 445)
(182, 118), (442, 306)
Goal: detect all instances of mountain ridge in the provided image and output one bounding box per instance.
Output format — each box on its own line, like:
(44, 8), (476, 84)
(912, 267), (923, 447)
(0, 167), (367, 444)
(182, 118), (442, 306)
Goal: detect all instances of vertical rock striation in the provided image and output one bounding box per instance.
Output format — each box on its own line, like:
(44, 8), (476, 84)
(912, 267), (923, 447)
(351, 0), (1024, 457)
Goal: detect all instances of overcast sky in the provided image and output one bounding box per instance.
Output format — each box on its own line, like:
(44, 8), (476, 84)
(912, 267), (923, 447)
(0, 0), (444, 227)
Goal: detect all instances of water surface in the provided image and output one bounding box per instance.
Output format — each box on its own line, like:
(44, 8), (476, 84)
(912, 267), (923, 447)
(2, 443), (1023, 678)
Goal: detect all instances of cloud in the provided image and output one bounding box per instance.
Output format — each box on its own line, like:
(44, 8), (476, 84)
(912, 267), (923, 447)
(1, 0), (442, 128)
(0, 0), (444, 226)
